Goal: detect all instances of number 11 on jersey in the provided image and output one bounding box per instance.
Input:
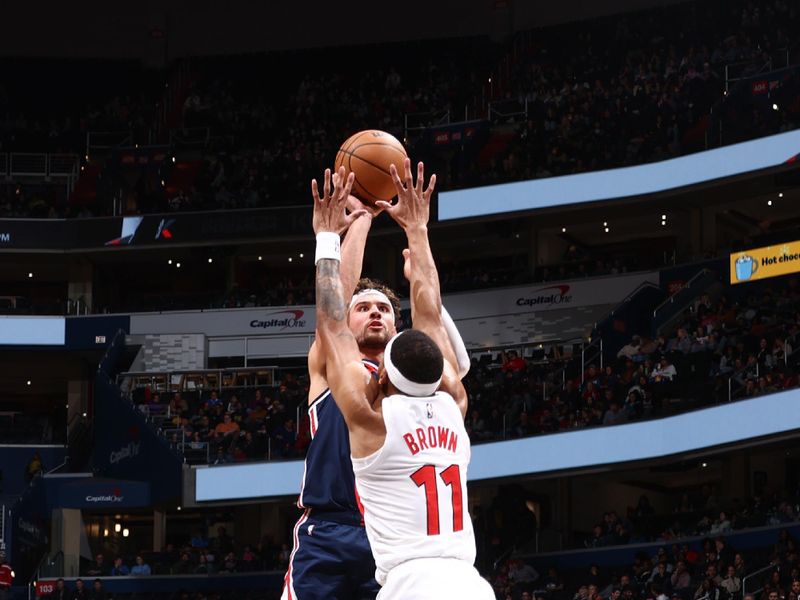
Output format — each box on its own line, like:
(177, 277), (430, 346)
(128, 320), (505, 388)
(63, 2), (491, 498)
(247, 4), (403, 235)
(410, 464), (464, 536)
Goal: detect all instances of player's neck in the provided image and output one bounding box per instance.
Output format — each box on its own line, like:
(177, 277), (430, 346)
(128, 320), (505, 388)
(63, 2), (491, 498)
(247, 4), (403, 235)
(360, 347), (384, 365)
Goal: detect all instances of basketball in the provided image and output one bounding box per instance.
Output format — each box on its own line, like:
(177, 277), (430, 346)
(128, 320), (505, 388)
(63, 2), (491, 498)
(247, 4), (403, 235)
(334, 129), (408, 204)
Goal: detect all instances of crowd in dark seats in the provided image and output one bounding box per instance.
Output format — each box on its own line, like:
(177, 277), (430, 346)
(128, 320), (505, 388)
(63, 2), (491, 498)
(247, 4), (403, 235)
(129, 275), (800, 468)
(135, 375), (311, 465)
(582, 488), (800, 551)
(170, 41), (489, 215)
(82, 525), (288, 580)
(466, 277), (800, 443)
(2, 0), (799, 219)
(491, 526), (800, 600)
(145, 0), (800, 210)
(469, 0), (800, 189)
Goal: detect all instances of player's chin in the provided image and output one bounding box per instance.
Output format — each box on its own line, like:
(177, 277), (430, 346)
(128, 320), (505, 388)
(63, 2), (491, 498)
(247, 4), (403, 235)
(360, 329), (390, 348)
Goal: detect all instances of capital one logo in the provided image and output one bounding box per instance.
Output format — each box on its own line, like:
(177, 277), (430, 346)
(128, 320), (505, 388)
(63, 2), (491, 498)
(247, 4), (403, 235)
(250, 309), (307, 331)
(516, 284), (573, 307)
(86, 488), (124, 503)
(109, 441), (141, 464)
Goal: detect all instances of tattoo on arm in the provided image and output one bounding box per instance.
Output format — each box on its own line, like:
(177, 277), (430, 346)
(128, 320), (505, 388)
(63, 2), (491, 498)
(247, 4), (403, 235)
(316, 259), (347, 323)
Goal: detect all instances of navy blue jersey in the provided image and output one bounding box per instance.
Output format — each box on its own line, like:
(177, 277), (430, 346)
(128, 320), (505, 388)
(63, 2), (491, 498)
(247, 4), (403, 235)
(297, 359), (379, 514)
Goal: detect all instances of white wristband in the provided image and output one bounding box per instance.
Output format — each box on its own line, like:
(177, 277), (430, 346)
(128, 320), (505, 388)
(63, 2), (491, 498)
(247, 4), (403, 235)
(315, 232), (341, 265)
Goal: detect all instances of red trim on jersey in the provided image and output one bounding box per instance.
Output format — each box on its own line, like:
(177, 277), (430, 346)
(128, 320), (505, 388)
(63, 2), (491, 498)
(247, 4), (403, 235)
(309, 405), (318, 438)
(283, 509), (309, 600)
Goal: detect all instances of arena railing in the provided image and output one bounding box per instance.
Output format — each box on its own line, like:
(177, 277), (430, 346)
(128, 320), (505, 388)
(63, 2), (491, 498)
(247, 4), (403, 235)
(84, 130), (133, 161)
(0, 152), (79, 195)
(117, 367), (278, 395)
(403, 109), (451, 141)
(742, 562), (779, 599)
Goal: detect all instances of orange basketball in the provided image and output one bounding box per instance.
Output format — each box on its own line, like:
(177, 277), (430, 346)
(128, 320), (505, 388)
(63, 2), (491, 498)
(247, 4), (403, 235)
(334, 130), (408, 204)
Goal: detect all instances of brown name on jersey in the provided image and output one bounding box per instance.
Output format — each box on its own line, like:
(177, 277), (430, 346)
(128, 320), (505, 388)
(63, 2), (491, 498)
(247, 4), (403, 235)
(402, 426), (458, 456)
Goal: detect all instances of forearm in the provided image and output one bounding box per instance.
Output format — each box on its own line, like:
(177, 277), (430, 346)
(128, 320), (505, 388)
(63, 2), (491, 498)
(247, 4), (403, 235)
(405, 226), (442, 317)
(340, 213), (373, 296)
(316, 258), (349, 342)
(404, 226), (460, 370)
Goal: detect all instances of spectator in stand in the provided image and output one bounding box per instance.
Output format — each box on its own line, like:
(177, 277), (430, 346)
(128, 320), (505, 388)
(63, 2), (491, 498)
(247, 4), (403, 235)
(720, 566), (741, 597)
(651, 357), (678, 383)
(205, 389), (222, 410)
(651, 562), (673, 595)
(618, 336), (642, 359)
(90, 579), (107, 600)
(48, 578), (68, 600)
(130, 555), (151, 576)
(214, 413), (240, 441)
(671, 561), (692, 596)
(787, 580), (800, 600)
(86, 554), (109, 577)
(508, 560), (540, 587)
(109, 557), (129, 576)
(503, 350), (528, 374)
(70, 579), (89, 600)
(710, 512), (733, 535)
(194, 554), (214, 574)
(603, 400), (628, 426)
(171, 552), (193, 575)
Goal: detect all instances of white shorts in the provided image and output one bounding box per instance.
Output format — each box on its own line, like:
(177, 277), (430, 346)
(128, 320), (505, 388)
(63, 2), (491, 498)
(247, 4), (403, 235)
(378, 557), (495, 600)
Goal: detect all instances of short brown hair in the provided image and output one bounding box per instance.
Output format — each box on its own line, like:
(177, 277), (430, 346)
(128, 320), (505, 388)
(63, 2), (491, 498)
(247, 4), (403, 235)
(352, 277), (401, 320)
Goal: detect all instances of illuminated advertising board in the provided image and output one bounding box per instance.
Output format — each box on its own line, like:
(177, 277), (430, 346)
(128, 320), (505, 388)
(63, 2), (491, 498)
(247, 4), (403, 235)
(730, 240), (800, 284)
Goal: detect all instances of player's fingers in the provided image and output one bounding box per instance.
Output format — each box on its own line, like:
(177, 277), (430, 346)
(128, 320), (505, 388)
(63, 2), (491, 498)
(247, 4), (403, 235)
(311, 179), (320, 202)
(416, 162), (424, 195)
(403, 158), (413, 191)
(402, 248), (411, 261)
(374, 200), (394, 212)
(342, 171), (355, 199)
(323, 168), (331, 200)
(389, 164), (405, 196)
(424, 173), (437, 199)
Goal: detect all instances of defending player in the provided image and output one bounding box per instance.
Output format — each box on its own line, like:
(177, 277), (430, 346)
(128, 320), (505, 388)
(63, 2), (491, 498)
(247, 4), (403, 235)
(311, 165), (493, 599)
(281, 169), (393, 600)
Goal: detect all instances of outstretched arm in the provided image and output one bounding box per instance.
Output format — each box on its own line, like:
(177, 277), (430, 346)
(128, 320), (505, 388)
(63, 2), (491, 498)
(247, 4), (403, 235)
(308, 194), (381, 400)
(377, 159), (468, 417)
(312, 167), (383, 439)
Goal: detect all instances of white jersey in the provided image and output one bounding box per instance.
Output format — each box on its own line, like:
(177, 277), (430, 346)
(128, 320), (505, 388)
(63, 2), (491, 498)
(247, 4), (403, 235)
(351, 391), (476, 586)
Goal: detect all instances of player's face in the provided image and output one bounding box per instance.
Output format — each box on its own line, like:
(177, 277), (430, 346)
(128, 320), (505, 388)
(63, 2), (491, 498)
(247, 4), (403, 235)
(348, 295), (396, 349)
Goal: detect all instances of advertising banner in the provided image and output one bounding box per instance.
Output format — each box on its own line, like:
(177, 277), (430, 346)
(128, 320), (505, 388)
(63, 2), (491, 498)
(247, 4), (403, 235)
(131, 273), (657, 340)
(730, 240), (800, 284)
(54, 478), (151, 509)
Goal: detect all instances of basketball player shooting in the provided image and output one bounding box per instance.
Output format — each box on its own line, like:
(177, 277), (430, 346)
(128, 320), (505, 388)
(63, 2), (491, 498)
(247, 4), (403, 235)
(281, 168), (393, 600)
(282, 163), (471, 600)
(312, 165), (494, 599)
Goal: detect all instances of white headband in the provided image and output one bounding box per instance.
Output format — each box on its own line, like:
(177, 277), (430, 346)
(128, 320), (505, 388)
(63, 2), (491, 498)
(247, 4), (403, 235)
(384, 332), (442, 397)
(349, 289), (395, 322)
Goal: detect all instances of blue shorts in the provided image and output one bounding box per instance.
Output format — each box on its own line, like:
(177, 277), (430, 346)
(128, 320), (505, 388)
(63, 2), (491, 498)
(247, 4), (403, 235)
(282, 511), (380, 600)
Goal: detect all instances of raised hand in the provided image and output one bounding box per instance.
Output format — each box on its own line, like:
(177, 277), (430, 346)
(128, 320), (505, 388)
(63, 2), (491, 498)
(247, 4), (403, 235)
(312, 167), (366, 235)
(375, 158), (436, 231)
